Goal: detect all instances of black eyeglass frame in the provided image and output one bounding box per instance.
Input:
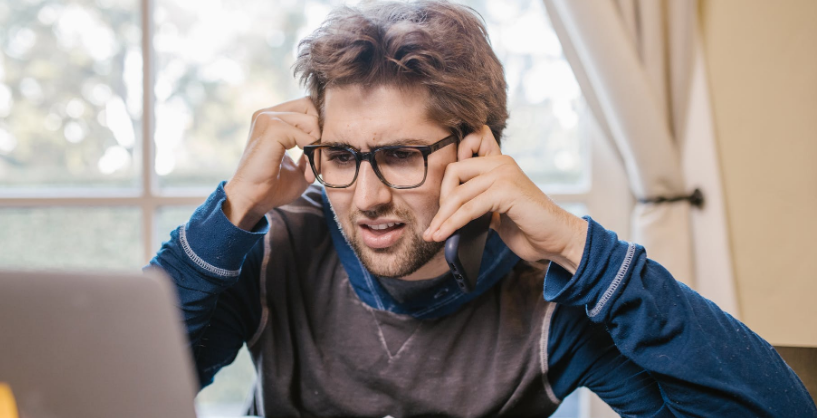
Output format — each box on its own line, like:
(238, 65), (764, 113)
(302, 134), (459, 189)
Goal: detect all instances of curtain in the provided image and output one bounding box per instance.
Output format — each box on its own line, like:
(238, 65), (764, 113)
(543, 0), (739, 316)
(543, 0), (693, 284)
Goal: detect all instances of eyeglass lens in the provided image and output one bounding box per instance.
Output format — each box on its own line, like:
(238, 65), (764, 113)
(313, 147), (426, 188)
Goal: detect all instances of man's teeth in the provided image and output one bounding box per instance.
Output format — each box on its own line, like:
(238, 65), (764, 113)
(369, 222), (402, 230)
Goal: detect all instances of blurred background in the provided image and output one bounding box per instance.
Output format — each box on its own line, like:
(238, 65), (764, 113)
(0, 0), (814, 416)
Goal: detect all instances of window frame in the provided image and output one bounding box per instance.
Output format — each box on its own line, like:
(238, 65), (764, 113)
(0, 0), (210, 265)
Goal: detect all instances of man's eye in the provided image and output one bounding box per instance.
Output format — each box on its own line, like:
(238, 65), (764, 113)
(326, 150), (354, 163)
(383, 149), (415, 160)
(391, 151), (410, 159)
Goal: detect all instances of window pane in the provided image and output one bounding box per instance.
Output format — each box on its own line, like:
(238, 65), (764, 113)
(155, 205), (198, 251)
(0, 0), (142, 189)
(556, 202), (588, 218)
(0, 206), (142, 270)
(153, 0), (307, 188)
(551, 390), (580, 417)
(195, 346), (256, 417)
(459, 0), (589, 190)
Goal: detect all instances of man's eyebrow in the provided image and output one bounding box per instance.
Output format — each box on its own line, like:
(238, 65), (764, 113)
(380, 138), (429, 147)
(319, 138), (431, 149)
(320, 140), (357, 149)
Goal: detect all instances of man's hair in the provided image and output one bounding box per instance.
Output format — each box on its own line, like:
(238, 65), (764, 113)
(294, 0), (508, 146)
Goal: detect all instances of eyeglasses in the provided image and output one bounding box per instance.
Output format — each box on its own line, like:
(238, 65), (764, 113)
(303, 134), (459, 189)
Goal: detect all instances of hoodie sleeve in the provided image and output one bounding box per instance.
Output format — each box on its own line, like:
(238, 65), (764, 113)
(544, 216), (816, 417)
(143, 180), (268, 389)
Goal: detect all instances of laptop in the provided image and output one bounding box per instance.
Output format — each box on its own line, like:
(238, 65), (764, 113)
(0, 269), (198, 418)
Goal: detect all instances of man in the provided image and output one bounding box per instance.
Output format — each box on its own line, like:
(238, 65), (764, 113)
(146, 1), (817, 416)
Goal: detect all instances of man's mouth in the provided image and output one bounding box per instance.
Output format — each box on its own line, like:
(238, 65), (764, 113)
(358, 220), (407, 249)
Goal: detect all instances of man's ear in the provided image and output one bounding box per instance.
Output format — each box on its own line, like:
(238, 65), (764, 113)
(300, 154), (316, 184)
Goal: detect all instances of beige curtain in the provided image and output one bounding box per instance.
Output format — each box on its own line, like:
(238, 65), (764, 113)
(543, 0), (698, 286)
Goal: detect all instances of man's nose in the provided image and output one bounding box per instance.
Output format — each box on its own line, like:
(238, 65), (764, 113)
(353, 161), (392, 213)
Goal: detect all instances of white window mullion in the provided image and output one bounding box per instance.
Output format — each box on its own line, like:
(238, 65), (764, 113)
(141, 0), (156, 200)
(0, 196), (207, 207)
(142, 201), (156, 265)
(142, 0), (157, 263)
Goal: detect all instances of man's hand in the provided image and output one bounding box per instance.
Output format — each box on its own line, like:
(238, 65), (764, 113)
(422, 126), (588, 274)
(223, 97), (319, 230)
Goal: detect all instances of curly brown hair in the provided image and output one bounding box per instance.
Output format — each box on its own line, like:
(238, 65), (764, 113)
(293, 0), (508, 146)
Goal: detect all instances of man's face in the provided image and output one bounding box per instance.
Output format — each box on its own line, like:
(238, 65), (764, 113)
(321, 84), (457, 280)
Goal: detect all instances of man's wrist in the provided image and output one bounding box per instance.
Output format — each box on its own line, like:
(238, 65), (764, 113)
(178, 181), (270, 280)
(554, 215), (588, 275)
(223, 182), (264, 231)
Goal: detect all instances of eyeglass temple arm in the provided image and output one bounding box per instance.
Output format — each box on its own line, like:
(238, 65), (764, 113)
(428, 134), (459, 153)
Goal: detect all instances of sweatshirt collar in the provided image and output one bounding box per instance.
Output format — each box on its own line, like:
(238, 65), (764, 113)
(321, 188), (519, 319)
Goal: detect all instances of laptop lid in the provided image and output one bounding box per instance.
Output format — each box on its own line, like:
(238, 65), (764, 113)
(0, 269), (198, 418)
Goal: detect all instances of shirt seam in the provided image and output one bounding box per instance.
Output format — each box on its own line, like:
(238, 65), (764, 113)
(179, 225), (240, 278)
(587, 242), (636, 318)
(361, 261), (385, 310)
(248, 216), (271, 349)
(540, 301), (561, 405)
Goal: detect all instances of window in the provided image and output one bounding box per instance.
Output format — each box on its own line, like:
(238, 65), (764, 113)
(0, 0), (630, 416)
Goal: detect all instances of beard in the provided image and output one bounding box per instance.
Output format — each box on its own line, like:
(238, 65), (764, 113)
(331, 201), (444, 279)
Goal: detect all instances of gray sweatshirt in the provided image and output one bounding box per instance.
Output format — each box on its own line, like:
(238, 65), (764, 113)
(245, 187), (559, 416)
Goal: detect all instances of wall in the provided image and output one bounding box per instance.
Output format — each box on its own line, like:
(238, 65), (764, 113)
(700, 0), (817, 347)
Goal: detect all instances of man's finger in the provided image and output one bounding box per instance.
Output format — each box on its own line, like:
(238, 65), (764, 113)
(489, 211), (501, 232)
(457, 125), (501, 161)
(425, 173), (495, 240)
(282, 121), (320, 150)
(439, 156), (508, 204)
(269, 96), (320, 117)
(253, 119), (318, 152)
(255, 111), (321, 139)
(430, 187), (502, 242)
